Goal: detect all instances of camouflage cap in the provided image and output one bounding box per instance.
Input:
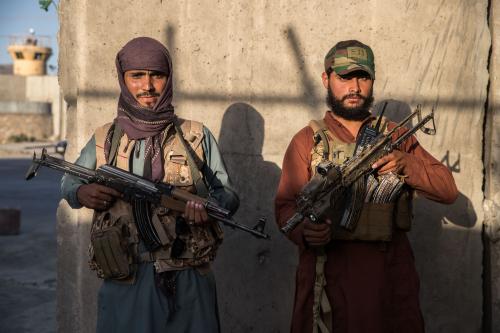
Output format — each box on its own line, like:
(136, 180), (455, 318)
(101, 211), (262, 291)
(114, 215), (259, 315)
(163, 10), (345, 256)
(324, 40), (375, 79)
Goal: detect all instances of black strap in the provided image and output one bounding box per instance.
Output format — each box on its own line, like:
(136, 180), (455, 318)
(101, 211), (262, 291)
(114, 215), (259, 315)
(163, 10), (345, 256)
(314, 130), (330, 160)
(107, 123), (124, 167)
(374, 101), (388, 133)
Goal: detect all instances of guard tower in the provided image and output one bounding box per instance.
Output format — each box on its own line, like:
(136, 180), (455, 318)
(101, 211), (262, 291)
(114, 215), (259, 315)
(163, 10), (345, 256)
(7, 30), (52, 76)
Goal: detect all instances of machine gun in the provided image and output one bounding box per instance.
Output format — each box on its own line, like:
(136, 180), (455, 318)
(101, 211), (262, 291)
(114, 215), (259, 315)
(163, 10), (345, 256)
(280, 105), (436, 234)
(26, 149), (270, 242)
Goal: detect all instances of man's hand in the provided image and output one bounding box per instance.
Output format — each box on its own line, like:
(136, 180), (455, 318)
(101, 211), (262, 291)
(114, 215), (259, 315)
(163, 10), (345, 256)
(372, 150), (409, 175)
(184, 201), (209, 225)
(76, 183), (122, 211)
(303, 218), (332, 247)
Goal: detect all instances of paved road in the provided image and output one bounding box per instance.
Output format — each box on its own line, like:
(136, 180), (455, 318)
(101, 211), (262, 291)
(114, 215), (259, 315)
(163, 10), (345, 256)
(0, 158), (60, 333)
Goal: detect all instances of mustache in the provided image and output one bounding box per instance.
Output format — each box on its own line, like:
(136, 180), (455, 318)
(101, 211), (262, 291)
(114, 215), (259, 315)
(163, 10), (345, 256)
(136, 92), (160, 98)
(341, 93), (365, 101)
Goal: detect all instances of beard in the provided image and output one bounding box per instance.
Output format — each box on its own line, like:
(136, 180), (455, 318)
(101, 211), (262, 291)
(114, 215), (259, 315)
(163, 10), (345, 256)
(326, 88), (374, 121)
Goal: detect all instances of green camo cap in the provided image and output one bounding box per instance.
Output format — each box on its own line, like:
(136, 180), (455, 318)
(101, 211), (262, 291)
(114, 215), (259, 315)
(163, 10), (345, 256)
(324, 40), (375, 79)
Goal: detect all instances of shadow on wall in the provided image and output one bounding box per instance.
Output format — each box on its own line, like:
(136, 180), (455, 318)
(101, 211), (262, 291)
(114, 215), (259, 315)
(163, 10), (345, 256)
(373, 98), (415, 124)
(410, 192), (479, 332)
(213, 102), (297, 333)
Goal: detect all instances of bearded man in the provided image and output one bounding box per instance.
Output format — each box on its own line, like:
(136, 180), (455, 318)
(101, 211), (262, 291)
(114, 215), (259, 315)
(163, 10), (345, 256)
(275, 40), (458, 333)
(61, 37), (239, 333)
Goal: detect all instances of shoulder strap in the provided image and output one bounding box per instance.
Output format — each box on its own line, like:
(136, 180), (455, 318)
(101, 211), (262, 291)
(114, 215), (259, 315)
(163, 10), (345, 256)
(94, 123), (113, 147)
(309, 119), (330, 160)
(308, 119), (326, 133)
(374, 101), (388, 133)
(108, 123), (124, 166)
(183, 119), (204, 151)
(94, 122), (123, 167)
(174, 119), (208, 197)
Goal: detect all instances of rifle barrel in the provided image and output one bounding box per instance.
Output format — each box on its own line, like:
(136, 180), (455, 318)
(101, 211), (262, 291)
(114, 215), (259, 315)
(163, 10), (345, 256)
(391, 114), (434, 148)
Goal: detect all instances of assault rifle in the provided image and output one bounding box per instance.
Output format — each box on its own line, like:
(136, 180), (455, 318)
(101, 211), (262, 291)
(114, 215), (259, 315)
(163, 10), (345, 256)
(26, 149), (270, 240)
(280, 105), (436, 234)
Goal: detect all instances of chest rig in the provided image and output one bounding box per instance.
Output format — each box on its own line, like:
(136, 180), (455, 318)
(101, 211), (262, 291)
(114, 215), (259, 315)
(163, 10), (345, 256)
(88, 118), (223, 283)
(308, 116), (412, 241)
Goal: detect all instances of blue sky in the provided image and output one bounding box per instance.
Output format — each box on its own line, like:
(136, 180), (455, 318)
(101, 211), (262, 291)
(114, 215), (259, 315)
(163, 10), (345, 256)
(0, 0), (59, 75)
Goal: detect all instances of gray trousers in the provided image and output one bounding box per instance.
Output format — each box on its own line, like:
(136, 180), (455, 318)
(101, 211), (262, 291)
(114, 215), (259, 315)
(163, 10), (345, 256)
(96, 263), (220, 333)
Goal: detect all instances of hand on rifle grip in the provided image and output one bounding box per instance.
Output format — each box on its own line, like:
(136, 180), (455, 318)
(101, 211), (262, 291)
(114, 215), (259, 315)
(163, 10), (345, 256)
(76, 183), (122, 211)
(371, 150), (409, 175)
(303, 217), (332, 247)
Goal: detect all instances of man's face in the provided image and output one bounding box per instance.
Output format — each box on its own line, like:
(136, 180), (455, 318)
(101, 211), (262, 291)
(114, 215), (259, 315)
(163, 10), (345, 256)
(124, 70), (167, 108)
(322, 70), (374, 120)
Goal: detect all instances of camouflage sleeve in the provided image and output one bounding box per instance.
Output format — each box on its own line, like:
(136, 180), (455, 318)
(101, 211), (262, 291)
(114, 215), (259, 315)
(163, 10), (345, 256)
(60, 135), (97, 209)
(201, 126), (240, 215)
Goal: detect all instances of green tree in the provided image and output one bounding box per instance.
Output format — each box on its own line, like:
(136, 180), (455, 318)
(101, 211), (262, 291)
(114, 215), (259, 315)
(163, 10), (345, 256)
(39, 0), (58, 12)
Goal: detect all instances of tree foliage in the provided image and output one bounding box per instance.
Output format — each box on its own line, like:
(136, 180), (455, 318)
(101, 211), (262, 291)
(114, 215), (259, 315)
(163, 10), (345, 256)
(39, 0), (57, 12)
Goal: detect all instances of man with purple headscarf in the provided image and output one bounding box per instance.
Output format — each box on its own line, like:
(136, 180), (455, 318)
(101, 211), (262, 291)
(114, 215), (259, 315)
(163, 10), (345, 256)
(62, 37), (239, 333)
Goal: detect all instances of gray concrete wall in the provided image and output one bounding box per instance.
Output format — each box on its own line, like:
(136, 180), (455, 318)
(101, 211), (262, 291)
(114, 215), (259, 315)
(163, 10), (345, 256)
(0, 113), (53, 143)
(0, 74), (26, 101)
(0, 74), (66, 140)
(0, 100), (53, 143)
(26, 76), (66, 139)
(58, 0), (491, 332)
(0, 101), (50, 114)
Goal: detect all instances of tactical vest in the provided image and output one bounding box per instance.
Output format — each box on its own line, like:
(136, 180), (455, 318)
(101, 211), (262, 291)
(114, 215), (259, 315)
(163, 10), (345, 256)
(308, 118), (412, 241)
(88, 119), (223, 283)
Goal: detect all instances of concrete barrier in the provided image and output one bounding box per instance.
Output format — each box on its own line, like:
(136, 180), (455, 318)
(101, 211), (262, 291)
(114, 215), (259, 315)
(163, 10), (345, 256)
(0, 101), (51, 114)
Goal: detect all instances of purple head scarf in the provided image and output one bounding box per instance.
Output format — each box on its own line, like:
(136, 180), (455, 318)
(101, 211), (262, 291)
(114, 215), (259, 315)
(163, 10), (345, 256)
(106, 37), (176, 181)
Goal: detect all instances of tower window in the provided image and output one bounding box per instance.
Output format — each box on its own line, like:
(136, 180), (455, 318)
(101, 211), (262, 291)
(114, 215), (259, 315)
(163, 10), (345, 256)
(34, 53), (42, 60)
(15, 52), (24, 59)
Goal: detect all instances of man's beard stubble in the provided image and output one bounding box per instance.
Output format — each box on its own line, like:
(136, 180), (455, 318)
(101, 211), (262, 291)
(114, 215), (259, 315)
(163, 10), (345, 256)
(326, 88), (374, 121)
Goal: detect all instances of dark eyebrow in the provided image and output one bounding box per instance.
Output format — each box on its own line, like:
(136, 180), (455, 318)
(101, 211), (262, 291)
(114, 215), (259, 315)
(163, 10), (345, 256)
(150, 71), (166, 76)
(127, 70), (166, 77)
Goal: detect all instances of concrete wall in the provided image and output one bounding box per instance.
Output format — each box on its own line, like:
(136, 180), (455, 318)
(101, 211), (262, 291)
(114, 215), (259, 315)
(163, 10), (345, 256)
(58, 0), (491, 332)
(25, 75), (67, 140)
(0, 114), (53, 143)
(0, 101), (52, 143)
(0, 74), (27, 100)
(0, 74), (66, 140)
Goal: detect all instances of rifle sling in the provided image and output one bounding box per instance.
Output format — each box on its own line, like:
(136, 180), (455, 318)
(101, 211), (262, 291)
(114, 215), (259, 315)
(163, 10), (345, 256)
(108, 123), (124, 167)
(374, 101), (388, 133)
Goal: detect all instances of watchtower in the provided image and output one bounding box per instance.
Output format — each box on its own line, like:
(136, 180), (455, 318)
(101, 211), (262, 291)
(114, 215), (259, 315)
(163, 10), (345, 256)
(7, 30), (52, 76)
